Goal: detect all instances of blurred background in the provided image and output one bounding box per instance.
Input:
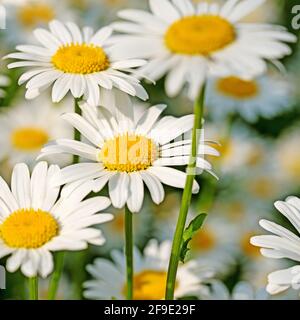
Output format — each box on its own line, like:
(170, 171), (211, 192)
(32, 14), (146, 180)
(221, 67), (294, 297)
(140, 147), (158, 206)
(0, 0), (300, 300)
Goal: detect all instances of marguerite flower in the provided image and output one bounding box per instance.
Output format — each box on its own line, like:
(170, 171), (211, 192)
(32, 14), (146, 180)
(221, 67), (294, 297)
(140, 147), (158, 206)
(206, 73), (294, 122)
(0, 95), (72, 168)
(5, 20), (148, 106)
(251, 196), (300, 295)
(3, 0), (75, 43)
(0, 161), (113, 278)
(39, 101), (218, 213)
(206, 280), (269, 300)
(112, 0), (296, 99)
(83, 239), (214, 300)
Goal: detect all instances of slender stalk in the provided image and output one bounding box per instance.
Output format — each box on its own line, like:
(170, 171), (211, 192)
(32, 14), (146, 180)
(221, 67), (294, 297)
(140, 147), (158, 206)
(165, 84), (206, 300)
(73, 98), (82, 164)
(28, 277), (38, 300)
(48, 97), (82, 300)
(48, 251), (64, 300)
(125, 206), (134, 300)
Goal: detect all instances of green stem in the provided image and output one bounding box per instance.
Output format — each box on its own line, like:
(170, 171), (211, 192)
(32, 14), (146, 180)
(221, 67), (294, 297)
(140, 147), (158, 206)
(165, 84), (206, 300)
(125, 206), (134, 300)
(73, 97), (82, 164)
(28, 277), (38, 300)
(48, 251), (64, 300)
(48, 97), (82, 300)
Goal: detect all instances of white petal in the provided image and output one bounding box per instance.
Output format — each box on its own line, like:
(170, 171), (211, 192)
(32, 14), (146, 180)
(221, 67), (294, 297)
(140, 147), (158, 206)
(127, 173), (144, 213)
(108, 173), (129, 209)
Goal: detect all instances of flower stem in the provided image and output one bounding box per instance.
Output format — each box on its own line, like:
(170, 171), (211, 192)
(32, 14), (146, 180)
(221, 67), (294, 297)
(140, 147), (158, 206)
(28, 277), (38, 300)
(165, 84), (206, 300)
(125, 206), (134, 300)
(73, 97), (82, 164)
(48, 97), (82, 300)
(48, 251), (64, 300)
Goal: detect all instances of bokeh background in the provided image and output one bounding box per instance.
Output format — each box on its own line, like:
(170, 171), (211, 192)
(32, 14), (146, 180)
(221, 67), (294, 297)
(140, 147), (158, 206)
(0, 0), (300, 300)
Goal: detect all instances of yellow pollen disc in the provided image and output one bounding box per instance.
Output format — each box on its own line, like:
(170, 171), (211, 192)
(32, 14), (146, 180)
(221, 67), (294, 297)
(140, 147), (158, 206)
(111, 214), (124, 232)
(11, 127), (49, 151)
(99, 134), (157, 173)
(241, 233), (261, 258)
(52, 43), (110, 74)
(191, 228), (216, 252)
(0, 209), (59, 249)
(123, 270), (170, 300)
(18, 4), (55, 28)
(165, 15), (235, 55)
(217, 76), (259, 99)
(249, 177), (276, 199)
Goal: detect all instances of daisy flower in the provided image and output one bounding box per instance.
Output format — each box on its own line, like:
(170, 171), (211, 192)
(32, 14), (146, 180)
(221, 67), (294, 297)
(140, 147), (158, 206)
(0, 95), (72, 168)
(39, 101), (218, 213)
(83, 239), (214, 300)
(206, 280), (269, 300)
(5, 20), (148, 106)
(206, 73), (294, 122)
(251, 196), (300, 295)
(112, 0), (296, 99)
(2, 0), (76, 46)
(0, 161), (113, 278)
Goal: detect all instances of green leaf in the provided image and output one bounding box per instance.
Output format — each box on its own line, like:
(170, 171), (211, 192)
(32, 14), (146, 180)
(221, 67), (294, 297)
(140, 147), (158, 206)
(180, 213), (207, 263)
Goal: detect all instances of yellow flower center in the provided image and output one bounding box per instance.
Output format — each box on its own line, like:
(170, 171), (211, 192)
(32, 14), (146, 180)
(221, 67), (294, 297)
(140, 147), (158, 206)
(0, 209), (59, 249)
(279, 147), (300, 179)
(191, 227), (216, 252)
(99, 134), (157, 172)
(249, 177), (277, 199)
(52, 44), (110, 74)
(11, 127), (49, 151)
(18, 4), (55, 28)
(241, 233), (261, 259)
(165, 15), (235, 55)
(111, 214), (124, 232)
(217, 76), (259, 99)
(123, 270), (168, 300)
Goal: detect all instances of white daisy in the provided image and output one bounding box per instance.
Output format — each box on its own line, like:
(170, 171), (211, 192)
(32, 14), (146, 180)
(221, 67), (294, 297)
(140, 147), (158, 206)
(83, 239), (214, 300)
(251, 196), (300, 295)
(0, 161), (113, 278)
(206, 280), (269, 300)
(112, 0), (296, 99)
(39, 101), (218, 213)
(3, 0), (75, 43)
(0, 94), (72, 168)
(206, 73), (294, 122)
(5, 20), (148, 106)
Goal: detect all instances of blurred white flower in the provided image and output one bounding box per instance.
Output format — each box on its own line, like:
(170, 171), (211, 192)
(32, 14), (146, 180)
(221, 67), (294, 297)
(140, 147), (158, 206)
(84, 239), (214, 299)
(0, 94), (73, 168)
(206, 74), (294, 122)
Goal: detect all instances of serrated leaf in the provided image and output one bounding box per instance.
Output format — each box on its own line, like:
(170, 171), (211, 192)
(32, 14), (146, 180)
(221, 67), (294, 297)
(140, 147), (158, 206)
(179, 213), (207, 263)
